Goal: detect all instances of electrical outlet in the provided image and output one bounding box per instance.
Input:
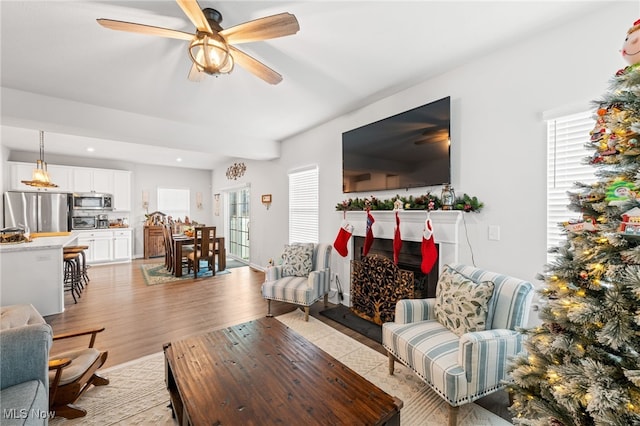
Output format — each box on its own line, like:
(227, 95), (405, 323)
(488, 225), (500, 241)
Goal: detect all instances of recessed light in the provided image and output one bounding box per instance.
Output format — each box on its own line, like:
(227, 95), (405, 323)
(87, 147), (95, 152)
(176, 158), (182, 162)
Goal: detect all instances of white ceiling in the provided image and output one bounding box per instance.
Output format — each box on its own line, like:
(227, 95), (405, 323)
(0, 0), (613, 170)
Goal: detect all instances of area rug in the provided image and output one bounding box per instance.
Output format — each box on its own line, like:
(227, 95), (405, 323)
(320, 303), (382, 343)
(140, 259), (246, 286)
(50, 311), (513, 425)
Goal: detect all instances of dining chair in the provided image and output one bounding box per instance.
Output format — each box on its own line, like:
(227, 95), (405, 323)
(187, 226), (216, 278)
(170, 228), (193, 275)
(162, 224), (174, 272)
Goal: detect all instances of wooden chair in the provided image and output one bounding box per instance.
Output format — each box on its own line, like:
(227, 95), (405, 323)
(170, 227), (193, 275)
(48, 327), (109, 419)
(162, 224), (174, 272)
(187, 226), (216, 278)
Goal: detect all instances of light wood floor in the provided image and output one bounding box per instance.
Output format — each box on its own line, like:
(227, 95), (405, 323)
(44, 258), (510, 421)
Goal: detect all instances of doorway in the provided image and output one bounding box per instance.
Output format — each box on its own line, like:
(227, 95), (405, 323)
(227, 187), (250, 261)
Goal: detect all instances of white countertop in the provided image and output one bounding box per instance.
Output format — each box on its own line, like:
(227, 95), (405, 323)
(0, 233), (78, 253)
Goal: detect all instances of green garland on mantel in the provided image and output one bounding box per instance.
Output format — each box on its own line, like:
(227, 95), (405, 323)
(335, 193), (484, 212)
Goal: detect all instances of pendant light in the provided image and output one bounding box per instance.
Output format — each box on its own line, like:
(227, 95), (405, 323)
(21, 130), (58, 188)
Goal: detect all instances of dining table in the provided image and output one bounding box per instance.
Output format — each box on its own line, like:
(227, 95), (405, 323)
(173, 235), (226, 278)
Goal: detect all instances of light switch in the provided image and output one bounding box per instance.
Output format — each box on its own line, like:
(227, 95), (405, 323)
(488, 225), (500, 241)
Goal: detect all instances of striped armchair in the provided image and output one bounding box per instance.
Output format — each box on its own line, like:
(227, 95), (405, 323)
(382, 264), (534, 426)
(261, 243), (332, 321)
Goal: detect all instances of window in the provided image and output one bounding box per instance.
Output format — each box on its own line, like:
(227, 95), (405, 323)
(228, 187), (250, 260)
(157, 188), (190, 220)
(546, 111), (597, 258)
(289, 166), (319, 243)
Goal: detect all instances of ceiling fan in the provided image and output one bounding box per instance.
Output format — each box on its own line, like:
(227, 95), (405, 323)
(97, 0), (299, 85)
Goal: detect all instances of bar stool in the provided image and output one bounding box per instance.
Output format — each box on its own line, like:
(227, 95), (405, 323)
(63, 252), (82, 303)
(64, 246), (90, 287)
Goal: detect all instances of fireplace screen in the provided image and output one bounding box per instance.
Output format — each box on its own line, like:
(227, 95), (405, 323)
(350, 255), (414, 324)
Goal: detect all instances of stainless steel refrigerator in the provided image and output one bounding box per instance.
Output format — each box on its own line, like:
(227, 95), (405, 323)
(3, 191), (70, 232)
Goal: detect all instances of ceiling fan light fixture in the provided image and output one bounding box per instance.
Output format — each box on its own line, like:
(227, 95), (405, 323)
(21, 130), (58, 188)
(189, 32), (233, 75)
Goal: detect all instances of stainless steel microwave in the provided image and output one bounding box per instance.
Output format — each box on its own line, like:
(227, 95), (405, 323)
(72, 193), (113, 210)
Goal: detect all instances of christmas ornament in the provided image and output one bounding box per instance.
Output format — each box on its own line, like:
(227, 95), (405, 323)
(333, 219), (354, 257)
(605, 180), (637, 205)
(622, 18), (640, 66)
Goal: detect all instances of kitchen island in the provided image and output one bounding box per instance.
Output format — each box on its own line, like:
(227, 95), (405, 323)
(0, 233), (79, 316)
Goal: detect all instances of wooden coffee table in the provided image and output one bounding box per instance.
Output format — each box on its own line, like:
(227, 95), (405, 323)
(163, 317), (402, 425)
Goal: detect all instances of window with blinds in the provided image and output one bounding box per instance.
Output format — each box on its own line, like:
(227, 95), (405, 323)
(547, 111), (597, 258)
(289, 166), (319, 244)
(157, 187), (190, 220)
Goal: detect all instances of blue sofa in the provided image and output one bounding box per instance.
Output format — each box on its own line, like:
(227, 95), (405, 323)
(0, 304), (53, 426)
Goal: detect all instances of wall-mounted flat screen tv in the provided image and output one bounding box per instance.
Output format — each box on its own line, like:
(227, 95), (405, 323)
(342, 96), (450, 193)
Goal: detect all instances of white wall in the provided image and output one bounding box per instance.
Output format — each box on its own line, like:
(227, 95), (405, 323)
(211, 3), (635, 306)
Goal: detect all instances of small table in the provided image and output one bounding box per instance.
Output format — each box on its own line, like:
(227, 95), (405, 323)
(173, 236), (226, 277)
(163, 317), (402, 426)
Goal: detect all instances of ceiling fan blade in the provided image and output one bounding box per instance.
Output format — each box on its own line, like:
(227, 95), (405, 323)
(97, 19), (193, 41)
(175, 0), (212, 33)
(229, 46), (282, 85)
(220, 13), (299, 45)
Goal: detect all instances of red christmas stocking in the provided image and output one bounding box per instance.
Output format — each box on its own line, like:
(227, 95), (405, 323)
(393, 211), (402, 264)
(333, 220), (354, 257)
(421, 218), (438, 274)
(363, 210), (375, 256)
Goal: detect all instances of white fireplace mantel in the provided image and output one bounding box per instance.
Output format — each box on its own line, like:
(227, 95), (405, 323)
(344, 210), (462, 266)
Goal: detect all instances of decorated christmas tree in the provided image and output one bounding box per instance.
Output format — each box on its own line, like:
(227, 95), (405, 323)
(508, 20), (640, 426)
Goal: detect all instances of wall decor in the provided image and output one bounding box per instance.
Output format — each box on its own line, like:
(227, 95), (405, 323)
(142, 190), (149, 212)
(261, 194), (272, 209)
(226, 162), (247, 180)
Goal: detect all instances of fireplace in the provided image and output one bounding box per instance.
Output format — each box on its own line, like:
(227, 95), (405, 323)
(342, 210), (463, 321)
(353, 236), (438, 298)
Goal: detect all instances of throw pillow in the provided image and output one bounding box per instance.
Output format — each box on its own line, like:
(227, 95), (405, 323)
(281, 244), (314, 277)
(434, 265), (495, 336)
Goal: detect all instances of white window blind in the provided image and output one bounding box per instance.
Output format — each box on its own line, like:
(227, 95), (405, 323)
(289, 166), (319, 244)
(157, 188), (190, 221)
(546, 111), (597, 258)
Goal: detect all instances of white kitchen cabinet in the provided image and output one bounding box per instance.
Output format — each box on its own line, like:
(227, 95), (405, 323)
(9, 162), (72, 192)
(77, 231), (113, 264)
(113, 229), (132, 260)
(72, 168), (93, 193)
(73, 168), (113, 194)
(92, 169), (114, 194)
(9, 163), (33, 190)
(112, 171), (131, 211)
(46, 165), (73, 192)
(75, 229), (132, 264)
